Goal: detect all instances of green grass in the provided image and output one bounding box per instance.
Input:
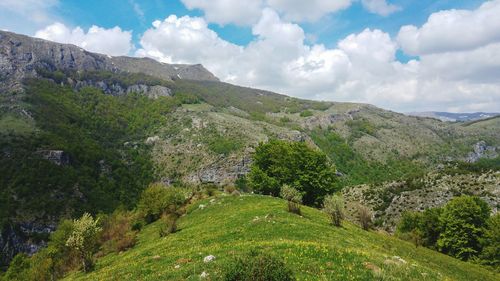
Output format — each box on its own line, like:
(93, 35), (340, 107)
(65, 195), (497, 280)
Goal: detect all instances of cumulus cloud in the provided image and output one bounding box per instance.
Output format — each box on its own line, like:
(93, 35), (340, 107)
(397, 0), (500, 56)
(266, 0), (353, 22)
(181, 0), (354, 25)
(181, 0), (263, 25)
(137, 6), (500, 113)
(0, 0), (59, 34)
(361, 0), (401, 16)
(35, 23), (133, 56)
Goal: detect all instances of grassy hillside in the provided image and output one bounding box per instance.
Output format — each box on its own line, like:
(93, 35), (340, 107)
(65, 195), (497, 281)
(2, 72), (499, 268)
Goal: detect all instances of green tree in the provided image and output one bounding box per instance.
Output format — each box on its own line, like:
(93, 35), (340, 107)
(397, 208), (442, 248)
(66, 213), (102, 272)
(437, 196), (490, 260)
(479, 213), (500, 268)
(323, 195), (344, 227)
(248, 140), (336, 206)
(137, 183), (186, 223)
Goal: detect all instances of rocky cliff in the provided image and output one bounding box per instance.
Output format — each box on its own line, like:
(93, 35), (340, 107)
(0, 30), (218, 93)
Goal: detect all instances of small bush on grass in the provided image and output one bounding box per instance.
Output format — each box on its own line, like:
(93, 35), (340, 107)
(221, 250), (295, 281)
(65, 213), (102, 272)
(224, 185), (237, 194)
(137, 183), (187, 223)
(98, 209), (137, 255)
(357, 204), (373, 230)
(159, 213), (179, 237)
(323, 194), (344, 227)
(280, 185), (302, 215)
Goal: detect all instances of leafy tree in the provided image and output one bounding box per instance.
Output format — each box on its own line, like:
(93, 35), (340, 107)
(323, 195), (345, 227)
(479, 213), (500, 268)
(280, 185), (302, 215)
(437, 196), (490, 260)
(419, 208), (443, 248)
(248, 140), (337, 206)
(66, 213), (102, 272)
(137, 184), (186, 223)
(397, 208), (442, 248)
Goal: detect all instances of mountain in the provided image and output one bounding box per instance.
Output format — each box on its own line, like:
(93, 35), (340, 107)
(64, 195), (497, 280)
(1, 31), (499, 269)
(0, 30), (218, 93)
(408, 111), (500, 122)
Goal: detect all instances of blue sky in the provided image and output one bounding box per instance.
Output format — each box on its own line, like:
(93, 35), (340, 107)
(1, 0), (499, 113)
(38, 0), (484, 58)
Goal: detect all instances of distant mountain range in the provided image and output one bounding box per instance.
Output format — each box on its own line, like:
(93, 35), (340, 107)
(407, 111), (500, 122)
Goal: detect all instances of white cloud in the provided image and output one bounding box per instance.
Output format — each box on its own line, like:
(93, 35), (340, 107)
(266, 0), (353, 22)
(35, 23), (133, 56)
(181, 0), (263, 25)
(397, 0), (500, 56)
(136, 15), (242, 77)
(137, 7), (500, 113)
(180, 0), (354, 25)
(361, 0), (401, 16)
(0, 0), (59, 34)
(129, 0), (145, 21)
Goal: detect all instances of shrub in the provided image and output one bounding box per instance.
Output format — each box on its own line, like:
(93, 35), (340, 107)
(159, 213), (179, 237)
(248, 140), (336, 206)
(235, 176), (249, 192)
(224, 185), (237, 194)
(98, 209), (137, 255)
(437, 196), (490, 260)
(221, 250), (295, 281)
(357, 204), (373, 230)
(280, 185), (302, 215)
(323, 194), (344, 227)
(137, 183), (186, 223)
(397, 208), (442, 248)
(2, 253), (31, 281)
(65, 213), (102, 272)
(299, 110), (313, 117)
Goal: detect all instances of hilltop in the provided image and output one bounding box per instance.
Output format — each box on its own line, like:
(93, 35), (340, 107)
(65, 194), (497, 280)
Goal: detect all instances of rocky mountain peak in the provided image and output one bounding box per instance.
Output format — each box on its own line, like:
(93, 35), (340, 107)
(0, 30), (218, 92)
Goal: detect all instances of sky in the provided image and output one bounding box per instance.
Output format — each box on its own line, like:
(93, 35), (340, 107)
(1, 0), (499, 113)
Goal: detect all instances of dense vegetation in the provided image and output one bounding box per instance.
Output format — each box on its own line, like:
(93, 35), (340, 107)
(0, 78), (190, 256)
(310, 129), (426, 187)
(397, 196), (499, 268)
(1, 182), (190, 280)
(248, 140), (337, 206)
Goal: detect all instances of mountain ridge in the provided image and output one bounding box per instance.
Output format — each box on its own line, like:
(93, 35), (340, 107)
(0, 30), (218, 93)
(0, 31), (499, 270)
(408, 111), (500, 122)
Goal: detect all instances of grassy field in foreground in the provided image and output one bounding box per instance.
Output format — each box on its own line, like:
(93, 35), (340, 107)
(65, 195), (498, 281)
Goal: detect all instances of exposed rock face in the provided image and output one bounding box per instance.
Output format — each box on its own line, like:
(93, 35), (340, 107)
(0, 222), (55, 266)
(343, 170), (500, 232)
(466, 141), (498, 163)
(191, 155), (252, 185)
(72, 80), (172, 98)
(36, 150), (71, 166)
(0, 30), (218, 93)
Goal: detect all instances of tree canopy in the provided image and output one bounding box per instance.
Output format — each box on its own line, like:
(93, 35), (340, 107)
(248, 140), (337, 206)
